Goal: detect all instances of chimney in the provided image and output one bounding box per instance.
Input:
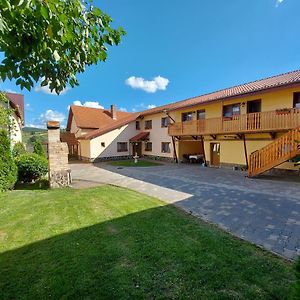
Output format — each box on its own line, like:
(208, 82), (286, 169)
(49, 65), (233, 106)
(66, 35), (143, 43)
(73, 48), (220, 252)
(111, 104), (117, 120)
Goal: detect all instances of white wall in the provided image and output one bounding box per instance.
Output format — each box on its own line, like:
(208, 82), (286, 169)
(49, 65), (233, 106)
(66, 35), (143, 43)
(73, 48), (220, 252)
(70, 117), (94, 138)
(10, 112), (22, 145)
(89, 122), (139, 159)
(140, 112), (174, 158)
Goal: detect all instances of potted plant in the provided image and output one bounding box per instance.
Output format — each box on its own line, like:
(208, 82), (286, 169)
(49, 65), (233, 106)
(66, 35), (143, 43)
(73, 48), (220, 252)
(276, 108), (291, 115)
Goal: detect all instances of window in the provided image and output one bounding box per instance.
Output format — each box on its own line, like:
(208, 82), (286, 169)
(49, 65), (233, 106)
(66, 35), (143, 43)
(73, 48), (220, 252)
(182, 112), (193, 122)
(145, 142), (152, 152)
(161, 142), (171, 153)
(101, 142), (105, 147)
(136, 121), (140, 130)
(117, 142), (128, 152)
(197, 109), (205, 120)
(293, 92), (300, 109)
(145, 120), (152, 129)
(223, 104), (240, 118)
(161, 117), (170, 127)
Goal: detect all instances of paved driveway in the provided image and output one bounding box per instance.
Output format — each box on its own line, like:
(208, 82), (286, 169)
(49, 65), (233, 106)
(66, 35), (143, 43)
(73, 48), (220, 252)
(71, 162), (300, 260)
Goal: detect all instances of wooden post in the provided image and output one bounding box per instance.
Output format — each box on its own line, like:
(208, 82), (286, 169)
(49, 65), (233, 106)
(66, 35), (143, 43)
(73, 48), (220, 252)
(201, 135), (207, 166)
(243, 134), (248, 169)
(172, 136), (178, 163)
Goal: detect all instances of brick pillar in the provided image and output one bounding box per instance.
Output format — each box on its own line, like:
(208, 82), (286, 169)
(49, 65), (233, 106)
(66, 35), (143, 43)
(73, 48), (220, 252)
(110, 104), (117, 120)
(47, 121), (71, 188)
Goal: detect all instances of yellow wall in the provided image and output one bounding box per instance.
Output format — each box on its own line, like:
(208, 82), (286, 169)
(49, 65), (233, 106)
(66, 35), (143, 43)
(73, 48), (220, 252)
(173, 86), (300, 170)
(79, 139), (91, 159)
(202, 137), (298, 170)
(174, 86), (300, 122)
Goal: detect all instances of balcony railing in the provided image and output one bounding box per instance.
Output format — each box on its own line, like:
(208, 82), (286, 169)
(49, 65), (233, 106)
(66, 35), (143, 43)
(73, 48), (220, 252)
(168, 109), (300, 136)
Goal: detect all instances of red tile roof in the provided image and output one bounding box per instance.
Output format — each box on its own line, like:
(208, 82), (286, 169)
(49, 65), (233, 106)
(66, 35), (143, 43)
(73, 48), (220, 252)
(129, 132), (150, 142)
(5, 92), (24, 122)
(67, 105), (133, 130)
(60, 132), (78, 145)
(140, 69), (300, 116)
(78, 112), (140, 140)
(71, 69), (300, 140)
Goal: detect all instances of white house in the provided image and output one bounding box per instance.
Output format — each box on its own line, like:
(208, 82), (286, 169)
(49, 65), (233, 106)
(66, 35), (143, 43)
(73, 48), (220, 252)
(2, 92), (24, 145)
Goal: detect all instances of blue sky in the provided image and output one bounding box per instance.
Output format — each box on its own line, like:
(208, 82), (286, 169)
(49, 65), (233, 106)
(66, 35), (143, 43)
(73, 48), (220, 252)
(1, 0), (300, 128)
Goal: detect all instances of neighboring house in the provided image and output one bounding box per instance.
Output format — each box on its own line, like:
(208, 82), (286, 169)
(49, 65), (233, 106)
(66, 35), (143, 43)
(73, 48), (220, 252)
(65, 104), (175, 161)
(66, 69), (300, 176)
(1, 92), (24, 145)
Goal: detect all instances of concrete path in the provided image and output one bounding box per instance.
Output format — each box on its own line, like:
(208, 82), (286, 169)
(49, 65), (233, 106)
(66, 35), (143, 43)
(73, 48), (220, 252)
(71, 163), (192, 203)
(71, 162), (300, 260)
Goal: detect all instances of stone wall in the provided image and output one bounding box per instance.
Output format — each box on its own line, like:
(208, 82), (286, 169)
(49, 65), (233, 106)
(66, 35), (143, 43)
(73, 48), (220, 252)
(47, 121), (71, 188)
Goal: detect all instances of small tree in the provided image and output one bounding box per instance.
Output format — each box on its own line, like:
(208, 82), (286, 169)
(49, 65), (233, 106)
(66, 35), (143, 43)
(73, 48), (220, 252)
(33, 139), (45, 157)
(0, 130), (17, 191)
(0, 1), (125, 94)
(15, 153), (48, 183)
(12, 142), (26, 157)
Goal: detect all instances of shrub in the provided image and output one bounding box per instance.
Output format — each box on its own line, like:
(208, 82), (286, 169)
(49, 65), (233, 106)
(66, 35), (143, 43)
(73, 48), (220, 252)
(15, 153), (48, 183)
(12, 142), (26, 157)
(291, 257), (300, 300)
(0, 130), (18, 191)
(33, 139), (45, 157)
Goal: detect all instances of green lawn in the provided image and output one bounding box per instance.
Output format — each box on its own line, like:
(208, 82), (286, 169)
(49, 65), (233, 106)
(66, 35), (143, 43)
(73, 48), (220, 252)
(110, 159), (163, 167)
(0, 186), (295, 299)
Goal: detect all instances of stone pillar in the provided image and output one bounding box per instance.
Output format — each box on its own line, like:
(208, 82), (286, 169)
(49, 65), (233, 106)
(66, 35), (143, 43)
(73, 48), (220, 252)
(47, 121), (71, 188)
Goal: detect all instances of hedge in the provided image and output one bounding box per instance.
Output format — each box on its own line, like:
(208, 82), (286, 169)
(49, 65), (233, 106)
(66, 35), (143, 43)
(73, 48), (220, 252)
(15, 153), (48, 183)
(0, 130), (17, 191)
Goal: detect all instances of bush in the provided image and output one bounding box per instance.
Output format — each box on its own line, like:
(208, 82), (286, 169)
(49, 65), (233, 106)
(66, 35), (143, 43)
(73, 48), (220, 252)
(33, 139), (45, 157)
(12, 142), (26, 157)
(0, 130), (18, 191)
(291, 257), (300, 299)
(15, 153), (48, 183)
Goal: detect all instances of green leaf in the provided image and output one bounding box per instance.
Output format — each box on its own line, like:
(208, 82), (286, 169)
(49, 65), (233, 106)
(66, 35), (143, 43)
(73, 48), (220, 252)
(40, 5), (49, 20)
(46, 25), (53, 38)
(53, 50), (60, 61)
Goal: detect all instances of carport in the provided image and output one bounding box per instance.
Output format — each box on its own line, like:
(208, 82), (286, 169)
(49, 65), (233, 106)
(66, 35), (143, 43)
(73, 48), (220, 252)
(177, 138), (205, 163)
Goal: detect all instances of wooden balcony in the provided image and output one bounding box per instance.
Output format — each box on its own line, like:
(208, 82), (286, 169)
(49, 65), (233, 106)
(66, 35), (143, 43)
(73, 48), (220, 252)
(168, 109), (300, 136)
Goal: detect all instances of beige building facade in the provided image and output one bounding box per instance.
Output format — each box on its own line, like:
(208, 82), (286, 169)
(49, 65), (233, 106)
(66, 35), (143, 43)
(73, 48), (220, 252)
(65, 70), (300, 176)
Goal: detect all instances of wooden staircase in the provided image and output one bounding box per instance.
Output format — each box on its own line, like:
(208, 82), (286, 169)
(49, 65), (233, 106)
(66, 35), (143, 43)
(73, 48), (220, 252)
(248, 127), (300, 177)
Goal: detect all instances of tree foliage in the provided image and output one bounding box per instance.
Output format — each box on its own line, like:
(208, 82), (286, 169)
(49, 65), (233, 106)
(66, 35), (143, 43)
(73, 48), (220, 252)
(15, 153), (48, 183)
(0, 0), (125, 94)
(0, 92), (14, 129)
(0, 129), (17, 191)
(33, 139), (45, 157)
(12, 141), (26, 157)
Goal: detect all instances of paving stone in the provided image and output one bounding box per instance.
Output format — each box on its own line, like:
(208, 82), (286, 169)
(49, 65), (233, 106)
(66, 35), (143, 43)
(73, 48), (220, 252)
(71, 162), (300, 260)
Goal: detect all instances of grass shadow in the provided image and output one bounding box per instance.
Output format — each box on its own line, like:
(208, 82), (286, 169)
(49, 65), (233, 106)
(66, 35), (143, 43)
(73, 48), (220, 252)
(14, 179), (49, 190)
(0, 190), (295, 300)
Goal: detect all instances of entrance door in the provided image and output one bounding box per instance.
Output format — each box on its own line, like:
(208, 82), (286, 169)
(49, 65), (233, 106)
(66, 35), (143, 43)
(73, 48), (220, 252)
(247, 100), (261, 113)
(132, 142), (142, 157)
(247, 100), (261, 130)
(210, 143), (220, 167)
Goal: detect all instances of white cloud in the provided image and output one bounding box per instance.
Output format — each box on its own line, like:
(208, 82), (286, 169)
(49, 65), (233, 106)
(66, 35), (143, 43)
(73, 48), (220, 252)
(125, 76), (169, 93)
(276, 0), (284, 7)
(26, 124), (45, 129)
(27, 109), (66, 128)
(119, 107), (127, 112)
(41, 110), (65, 123)
(131, 103), (157, 112)
(72, 100), (104, 109)
(25, 103), (33, 111)
(4, 89), (18, 93)
(147, 104), (156, 109)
